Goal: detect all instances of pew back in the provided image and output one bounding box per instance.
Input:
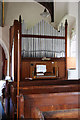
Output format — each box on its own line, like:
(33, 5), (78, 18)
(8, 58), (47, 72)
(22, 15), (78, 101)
(3, 80), (80, 119)
(19, 92), (80, 118)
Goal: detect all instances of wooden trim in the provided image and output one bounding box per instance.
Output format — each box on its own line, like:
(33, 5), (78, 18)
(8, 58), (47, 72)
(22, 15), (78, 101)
(9, 28), (11, 77)
(17, 15), (21, 119)
(10, 26), (14, 51)
(21, 34), (65, 39)
(19, 95), (24, 118)
(14, 20), (19, 82)
(2, 46), (6, 79)
(19, 15), (22, 82)
(9, 25), (14, 77)
(65, 19), (68, 79)
(17, 30), (20, 119)
(22, 57), (65, 61)
(2, 0), (4, 27)
(39, 2), (54, 22)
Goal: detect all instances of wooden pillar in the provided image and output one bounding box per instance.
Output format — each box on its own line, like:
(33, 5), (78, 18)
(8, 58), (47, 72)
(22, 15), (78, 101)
(14, 20), (19, 82)
(2, 0), (4, 26)
(65, 19), (68, 79)
(14, 19), (21, 82)
(19, 15), (22, 82)
(9, 28), (11, 77)
(1, 46), (6, 79)
(9, 26), (14, 79)
(17, 30), (20, 119)
(9, 18), (21, 118)
(17, 15), (22, 119)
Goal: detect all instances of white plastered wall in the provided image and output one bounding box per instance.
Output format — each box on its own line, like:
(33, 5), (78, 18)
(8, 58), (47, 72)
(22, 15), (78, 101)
(67, 2), (78, 79)
(0, 26), (9, 76)
(78, 2), (80, 79)
(58, 2), (78, 79)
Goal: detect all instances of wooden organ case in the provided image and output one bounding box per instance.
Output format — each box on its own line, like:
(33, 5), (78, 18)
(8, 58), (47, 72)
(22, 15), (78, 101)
(9, 16), (68, 81)
(8, 16), (80, 120)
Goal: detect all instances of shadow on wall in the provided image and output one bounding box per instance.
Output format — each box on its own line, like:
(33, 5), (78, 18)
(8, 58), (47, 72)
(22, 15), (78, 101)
(0, 39), (9, 77)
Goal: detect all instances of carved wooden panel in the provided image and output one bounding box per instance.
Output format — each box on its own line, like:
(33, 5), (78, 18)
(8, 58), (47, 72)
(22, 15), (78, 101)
(21, 61), (30, 80)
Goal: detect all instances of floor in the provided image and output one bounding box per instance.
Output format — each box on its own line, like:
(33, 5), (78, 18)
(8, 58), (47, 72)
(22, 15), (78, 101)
(0, 97), (7, 120)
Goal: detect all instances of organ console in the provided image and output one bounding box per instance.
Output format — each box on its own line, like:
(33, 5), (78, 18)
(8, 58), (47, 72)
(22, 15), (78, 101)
(30, 61), (58, 80)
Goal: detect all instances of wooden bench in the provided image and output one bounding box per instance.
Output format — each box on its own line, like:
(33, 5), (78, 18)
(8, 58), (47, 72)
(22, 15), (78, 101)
(43, 109), (79, 119)
(9, 84), (80, 119)
(9, 83), (79, 108)
(3, 80), (79, 107)
(4, 80), (79, 99)
(3, 80), (80, 119)
(18, 92), (80, 119)
(31, 107), (80, 119)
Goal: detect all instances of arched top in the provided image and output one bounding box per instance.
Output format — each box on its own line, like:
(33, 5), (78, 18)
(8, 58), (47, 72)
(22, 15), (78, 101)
(0, 39), (9, 60)
(22, 19), (65, 37)
(58, 14), (76, 35)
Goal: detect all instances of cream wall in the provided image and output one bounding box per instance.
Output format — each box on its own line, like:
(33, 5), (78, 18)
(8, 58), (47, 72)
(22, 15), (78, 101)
(56, 2), (78, 79)
(78, 2), (80, 79)
(4, 2), (68, 29)
(0, 26), (9, 76)
(0, 27), (2, 39)
(2, 26), (9, 76)
(67, 2), (78, 79)
(0, 27), (9, 60)
(2, 26), (9, 52)
(4, 2), (47, 28)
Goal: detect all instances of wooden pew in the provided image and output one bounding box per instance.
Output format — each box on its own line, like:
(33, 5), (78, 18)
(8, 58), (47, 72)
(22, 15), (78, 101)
(18, 92), (80, 119)
(9, 84), (79, 119)
(31, 107), (80, 119)
(43, 109), (79, 119)
(3, 80), (80, 119)
(4, 79), (80, 91)
(3, 79), (79, 103)
(3, 80), (79, 108)
(10, 83), (79, 106)
(4, 79), (80, 100)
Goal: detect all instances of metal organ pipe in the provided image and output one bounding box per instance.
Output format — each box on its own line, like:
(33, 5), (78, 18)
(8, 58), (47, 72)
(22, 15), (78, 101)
(21, 20), (65, 58)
